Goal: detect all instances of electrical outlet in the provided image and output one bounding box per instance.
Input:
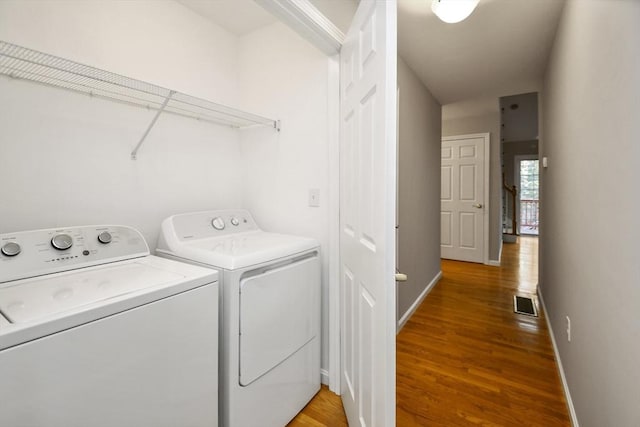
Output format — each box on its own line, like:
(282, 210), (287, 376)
(308, 189), (320, 207)
(566, 316), (571, 342)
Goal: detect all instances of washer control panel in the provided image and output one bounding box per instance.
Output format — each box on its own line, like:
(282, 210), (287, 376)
(0, 225), (149, 284)
(170, 209), (259, 241)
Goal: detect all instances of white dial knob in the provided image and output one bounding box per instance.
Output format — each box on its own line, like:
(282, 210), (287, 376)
(230, 217), (240, 226)
(51, 234), (73, 250)
(211, 217), (225, 230)
(1, 242), (21, 257)
(98, 231), (112, 244)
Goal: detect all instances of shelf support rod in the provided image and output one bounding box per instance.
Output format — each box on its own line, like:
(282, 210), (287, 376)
(131, 91), (175, 160)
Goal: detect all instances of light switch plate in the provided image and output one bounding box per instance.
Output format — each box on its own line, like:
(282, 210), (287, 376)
(308, 189), (320, 207)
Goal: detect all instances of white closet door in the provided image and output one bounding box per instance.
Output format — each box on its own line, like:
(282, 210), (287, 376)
(340, 0), (397, 425)
(441, 134), (487, 263)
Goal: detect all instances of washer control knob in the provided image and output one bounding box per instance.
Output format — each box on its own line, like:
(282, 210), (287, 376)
(97, 231), (112, 244)
(51, 234), (73, 251)
(230, 217), (240, 226)
(1, 242), (21, 257)
(211, 217), (226, 231)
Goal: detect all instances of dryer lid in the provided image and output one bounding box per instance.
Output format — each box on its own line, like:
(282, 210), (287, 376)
(160, 231), (318, 270)
(0, 261), (184, 324)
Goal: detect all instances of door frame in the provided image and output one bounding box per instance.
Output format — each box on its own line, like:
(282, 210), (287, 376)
(327, 54), (340, 392)
(256, 1), (396, 402)
(442, 133), (491, 265)
(514, 154), (539, 236)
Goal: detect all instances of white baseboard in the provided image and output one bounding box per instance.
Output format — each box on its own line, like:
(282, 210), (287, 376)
(321, 369), (329, 386)
(537, 286), (580, 427)
(396, 271), (442, 333)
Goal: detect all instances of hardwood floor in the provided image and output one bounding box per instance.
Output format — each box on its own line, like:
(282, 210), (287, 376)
(397, 237), (569, 426)
(290, 237), (570, 426)
(287, 385), (348, 427)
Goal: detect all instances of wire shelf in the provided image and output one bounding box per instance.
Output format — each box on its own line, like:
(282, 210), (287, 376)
(0, 40), (279, 135)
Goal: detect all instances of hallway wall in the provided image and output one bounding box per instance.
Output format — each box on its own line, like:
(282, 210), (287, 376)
(443, 106), (502, 264)
(396, 56), (442, 326)
(503, 140), (538, 188)
(540, 0), (640, 425)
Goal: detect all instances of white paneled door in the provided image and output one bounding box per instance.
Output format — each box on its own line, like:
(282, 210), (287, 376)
(441, 134), (489, 264)
(340, 0), (397, 426)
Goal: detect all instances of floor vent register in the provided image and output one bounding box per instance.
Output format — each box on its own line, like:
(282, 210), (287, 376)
(513, 295), (538, 317)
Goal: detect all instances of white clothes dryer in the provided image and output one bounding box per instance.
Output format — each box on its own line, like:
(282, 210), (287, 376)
(157, 209), (320, 427)
(0, 225), (219, 427)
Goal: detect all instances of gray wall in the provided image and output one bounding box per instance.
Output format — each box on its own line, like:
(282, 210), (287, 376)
(396, 56), (442, 324)
(540, 0), (640, 425)
(500, 92), (539, 142)
(503, 140), (538, 188)
(443, 111), (502, 263)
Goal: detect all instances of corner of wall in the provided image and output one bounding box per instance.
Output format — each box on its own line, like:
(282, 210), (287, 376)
(396, 271), (442, 333)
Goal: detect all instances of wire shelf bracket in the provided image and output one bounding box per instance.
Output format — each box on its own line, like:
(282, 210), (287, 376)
(131, 91), (174, 160)
(0, 40), (280, 160)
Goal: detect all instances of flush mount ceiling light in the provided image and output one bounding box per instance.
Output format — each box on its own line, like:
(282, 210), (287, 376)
(431, 0), (480, 24)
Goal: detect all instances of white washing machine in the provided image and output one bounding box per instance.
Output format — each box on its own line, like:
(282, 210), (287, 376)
(156, 209), (320, 427)
(0, 225), (219, 427)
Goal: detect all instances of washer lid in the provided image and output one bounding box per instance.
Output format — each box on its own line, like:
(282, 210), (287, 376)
(163, 231), (319, 270)
(0, 261), (184, 324)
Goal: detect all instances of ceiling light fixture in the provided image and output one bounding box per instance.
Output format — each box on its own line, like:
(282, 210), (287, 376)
(431, 0), (480, 24)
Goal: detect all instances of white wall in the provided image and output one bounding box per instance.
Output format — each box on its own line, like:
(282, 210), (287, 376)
(541, 0), (640, 425)
(237, 23), (331, 376)
(0, 0), (239, 105)
(397, 56), (442, 326)
(0, 0), (244, 247)
(442, 105), (502, 263)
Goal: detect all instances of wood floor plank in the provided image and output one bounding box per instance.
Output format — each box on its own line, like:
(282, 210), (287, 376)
(291, 237), (570, 426)
(287, 385), (348, 427)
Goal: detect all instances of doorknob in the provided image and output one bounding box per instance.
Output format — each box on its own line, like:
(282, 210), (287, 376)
(473, 203), (483, 208)
(395, 273), (408, 282)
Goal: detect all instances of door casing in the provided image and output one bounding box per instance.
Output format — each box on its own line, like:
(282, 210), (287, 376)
(441, 133), (491, 265)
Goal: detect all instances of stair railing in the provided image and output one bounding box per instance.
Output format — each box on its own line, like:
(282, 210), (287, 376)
(503, 174), (518, 235)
